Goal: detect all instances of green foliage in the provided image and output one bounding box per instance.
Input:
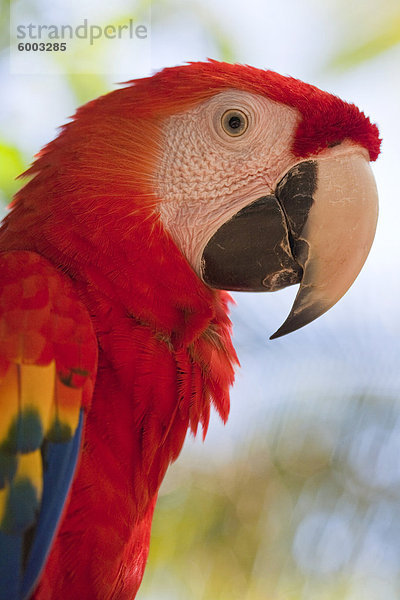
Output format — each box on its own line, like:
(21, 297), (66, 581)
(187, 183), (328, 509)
(0, 0), (11, 51)
(327, 0), (400, 69)
(0, 141), (28, 205)
(329, 16), (400, 69)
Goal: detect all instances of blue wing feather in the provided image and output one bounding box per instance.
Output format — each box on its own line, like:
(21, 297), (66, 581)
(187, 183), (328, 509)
(0, 410), (84, 600)
(0, 533), (22, 600)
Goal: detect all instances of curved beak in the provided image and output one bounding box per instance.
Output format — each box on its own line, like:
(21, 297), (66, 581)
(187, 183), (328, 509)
(201, 150), (378, 339)
(270, 152), (378, 338)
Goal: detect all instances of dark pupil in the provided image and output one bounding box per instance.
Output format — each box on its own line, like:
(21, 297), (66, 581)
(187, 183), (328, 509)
(228, 115), (242, 130)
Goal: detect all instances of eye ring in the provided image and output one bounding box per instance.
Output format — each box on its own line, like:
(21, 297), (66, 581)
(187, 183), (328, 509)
(221, 109), (249, 137)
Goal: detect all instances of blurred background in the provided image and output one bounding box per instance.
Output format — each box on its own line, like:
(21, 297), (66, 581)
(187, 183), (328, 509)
(1, 0), (400, 598)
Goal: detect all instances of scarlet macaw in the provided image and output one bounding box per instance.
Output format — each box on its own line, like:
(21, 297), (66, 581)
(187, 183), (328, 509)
(0, 61), (380, 599)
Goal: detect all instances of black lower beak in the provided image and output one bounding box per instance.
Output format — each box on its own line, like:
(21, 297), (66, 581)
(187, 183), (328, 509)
(202, 161), (317, 292)
(201, 194), (302, 292)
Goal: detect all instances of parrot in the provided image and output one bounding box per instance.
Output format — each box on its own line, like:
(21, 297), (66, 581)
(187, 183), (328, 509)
(0, 60), (380, 599)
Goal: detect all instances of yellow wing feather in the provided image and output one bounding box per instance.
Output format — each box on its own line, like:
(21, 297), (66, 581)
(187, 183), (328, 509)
(20, 361), (56, 436)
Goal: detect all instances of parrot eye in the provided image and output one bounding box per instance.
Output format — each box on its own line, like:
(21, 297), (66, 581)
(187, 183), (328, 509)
(221, 109), (249, 137)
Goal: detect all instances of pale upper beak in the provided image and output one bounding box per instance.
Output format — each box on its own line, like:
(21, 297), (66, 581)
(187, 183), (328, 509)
(201, 149), (379, 339)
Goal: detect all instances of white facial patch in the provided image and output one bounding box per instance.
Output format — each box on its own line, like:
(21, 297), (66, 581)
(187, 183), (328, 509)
(155, 90), (301, 274)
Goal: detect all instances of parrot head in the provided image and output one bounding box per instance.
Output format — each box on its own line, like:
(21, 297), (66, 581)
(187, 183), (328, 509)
(149, 62), (380, 338)
(138, 61), (380, 338)
(19, 60), (380, 339)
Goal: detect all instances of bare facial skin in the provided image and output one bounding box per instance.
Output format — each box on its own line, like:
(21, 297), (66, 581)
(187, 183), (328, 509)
(156, 90), (300, 272)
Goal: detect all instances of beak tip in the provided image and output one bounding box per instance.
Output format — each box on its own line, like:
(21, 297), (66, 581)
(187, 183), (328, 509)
(269, 300), (327, 340)
(269, 323), (296, 340)
(269, 318), (295, 340)
(269, 329), (284, 341)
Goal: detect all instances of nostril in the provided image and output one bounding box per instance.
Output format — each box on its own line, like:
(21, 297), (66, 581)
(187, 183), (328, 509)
(327, 140), (342, 148)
